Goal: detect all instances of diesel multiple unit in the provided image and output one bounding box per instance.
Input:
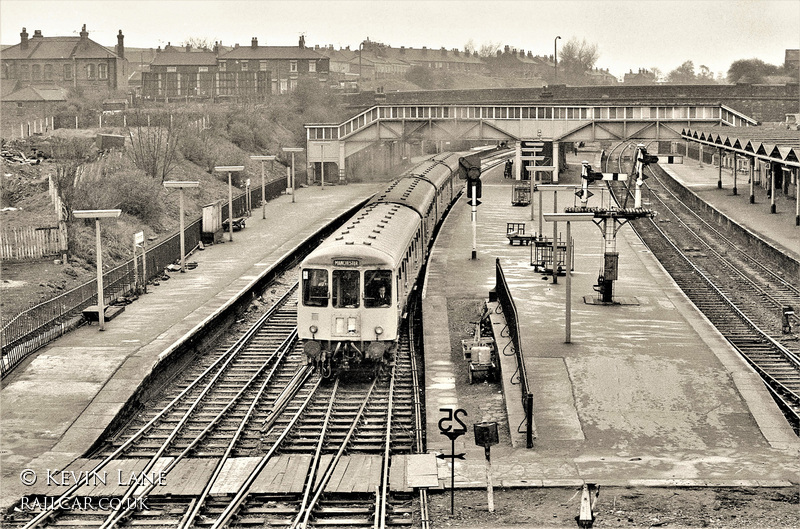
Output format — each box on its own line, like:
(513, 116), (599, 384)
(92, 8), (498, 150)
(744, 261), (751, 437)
(298, 152), (465, 377)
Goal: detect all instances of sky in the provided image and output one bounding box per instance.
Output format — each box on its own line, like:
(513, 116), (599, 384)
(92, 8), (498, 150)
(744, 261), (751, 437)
(1, 0), (798, 79)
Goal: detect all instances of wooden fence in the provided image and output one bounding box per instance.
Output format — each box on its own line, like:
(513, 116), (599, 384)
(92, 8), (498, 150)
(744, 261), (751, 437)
(0, 225), (66, 260)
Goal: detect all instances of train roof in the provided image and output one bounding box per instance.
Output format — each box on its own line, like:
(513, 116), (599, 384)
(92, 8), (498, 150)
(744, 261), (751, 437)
(302, 203), (420, 267)
(407, 156), (458, 188)
(368, 176), (436, 217)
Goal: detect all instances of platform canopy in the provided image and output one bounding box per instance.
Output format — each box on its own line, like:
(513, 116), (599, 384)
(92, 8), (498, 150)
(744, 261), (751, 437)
(682, 126), (800, 168)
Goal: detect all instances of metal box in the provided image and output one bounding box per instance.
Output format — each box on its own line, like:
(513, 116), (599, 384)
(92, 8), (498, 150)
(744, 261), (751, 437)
(474, 421), (499, 447)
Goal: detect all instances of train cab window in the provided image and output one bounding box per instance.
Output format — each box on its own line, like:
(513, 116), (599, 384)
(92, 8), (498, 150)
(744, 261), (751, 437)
(364, 270), (392, 308)
(302, 269), (329, 307)
(332, 270), (360, 308)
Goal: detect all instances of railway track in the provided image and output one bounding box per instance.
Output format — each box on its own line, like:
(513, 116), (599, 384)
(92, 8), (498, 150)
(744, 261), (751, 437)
(607, 165), (800, 433)
(6, 278), (426, 528)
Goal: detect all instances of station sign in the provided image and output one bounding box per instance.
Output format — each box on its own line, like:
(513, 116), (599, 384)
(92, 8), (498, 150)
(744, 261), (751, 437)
(333, 259), (360, 267)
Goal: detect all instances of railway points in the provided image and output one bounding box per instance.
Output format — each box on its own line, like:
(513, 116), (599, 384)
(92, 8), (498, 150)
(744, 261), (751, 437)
(422, 153), (800, 489)
(0, 183), (384, 512)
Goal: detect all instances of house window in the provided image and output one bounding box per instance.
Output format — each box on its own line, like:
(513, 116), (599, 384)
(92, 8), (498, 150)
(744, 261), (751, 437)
(219, 61), (226, 71)
(167, 66), (177, 73)
(32, 64), (42, 81)
(44, 64), (53, 81)
(20, 64), (29, 80)
(87, 64), (96, 79)
(280, 79), (288, 93)
(199, 66), (208, 73)
(259, 60), (267, 71)
(98, 63), (108, 80)
(241, 61), (249, 71)
(290, 60), (297, 73)
(308, 60), (316, 73)
(64, 64), (72, 80)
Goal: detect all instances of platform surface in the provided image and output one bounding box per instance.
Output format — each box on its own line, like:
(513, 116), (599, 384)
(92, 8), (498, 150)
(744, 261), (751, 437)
(0, 183), (383, 511)
(422, 151), (800, 489)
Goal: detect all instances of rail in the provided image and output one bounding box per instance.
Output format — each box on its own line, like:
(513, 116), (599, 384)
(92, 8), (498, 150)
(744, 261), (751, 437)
(493, 257), (535, 448)
(0, 178), (288, 378)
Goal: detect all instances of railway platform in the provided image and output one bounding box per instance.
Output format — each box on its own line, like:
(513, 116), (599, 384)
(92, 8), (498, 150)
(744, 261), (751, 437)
(421, 154), (800, 489)
(659, 160), (799, 264)
(0, 183), (384, 511)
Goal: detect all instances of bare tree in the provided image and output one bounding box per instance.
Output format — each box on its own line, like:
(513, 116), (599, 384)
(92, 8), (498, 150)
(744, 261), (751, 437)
(181, 36), (215, 50)
(464, 39), (476, 55)
(478, 41), (502, 58)
(559, 37), (600, 74)
(47, 137), (96, 221)
(126, 111), (182, 182)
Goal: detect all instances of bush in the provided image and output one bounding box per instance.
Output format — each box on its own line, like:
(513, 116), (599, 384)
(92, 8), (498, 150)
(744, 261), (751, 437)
(73, 168), (165, 227)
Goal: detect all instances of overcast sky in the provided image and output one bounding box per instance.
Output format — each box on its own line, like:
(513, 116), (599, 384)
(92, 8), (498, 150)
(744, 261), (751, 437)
(1, 0), (798, 79)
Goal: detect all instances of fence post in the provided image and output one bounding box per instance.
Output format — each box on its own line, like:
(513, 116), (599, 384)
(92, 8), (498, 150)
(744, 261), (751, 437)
(526, 393), (534, 448)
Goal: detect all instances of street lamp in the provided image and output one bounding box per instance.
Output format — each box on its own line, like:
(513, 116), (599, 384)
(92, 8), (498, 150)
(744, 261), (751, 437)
(73, 209), (122, 331)
(282, 147), (304, 203)
(163, 180), (199, 272)
(554, 36), (561, 83)
(214, 165), (244, 242)
(250, 155), (276, 219)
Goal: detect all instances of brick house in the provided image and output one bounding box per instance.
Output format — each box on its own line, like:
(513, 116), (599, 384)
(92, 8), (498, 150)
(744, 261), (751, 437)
(1, 25), (129, 95)
(217, 36), (329, 95)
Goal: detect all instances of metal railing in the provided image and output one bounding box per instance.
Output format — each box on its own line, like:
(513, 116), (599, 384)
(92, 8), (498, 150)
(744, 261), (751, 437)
(494, 258), (534, 448)
(1, 179), (288, 378)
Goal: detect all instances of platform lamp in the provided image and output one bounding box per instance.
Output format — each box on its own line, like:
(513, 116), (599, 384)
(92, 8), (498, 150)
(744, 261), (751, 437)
(214, 166), (244, 242)
(250, 155), (276, 219)
(72, 209), (122, 331)
(163, 180), (199, 272)
(282, 147), (304, 203)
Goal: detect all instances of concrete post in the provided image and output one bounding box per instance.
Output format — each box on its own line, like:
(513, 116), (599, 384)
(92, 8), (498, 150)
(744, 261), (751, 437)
(553, 142), (560, 183)
(749, 157), (755, 204)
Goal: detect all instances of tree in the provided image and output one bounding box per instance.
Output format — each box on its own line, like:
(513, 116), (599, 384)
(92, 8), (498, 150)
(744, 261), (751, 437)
(405, 65), (435, 89)
(46, 137), (96, 222)
(558, 37), (599, 75)
(126, 111), (182, 182)
(478, 41), (501, 58)
(727, 58), (780, 84)
(697, 64), (715, 83)
(666, 60), (697, 83)
(181, 36), (215, 51)
(650, 67), (663, 82)
(464, 39), (476, 55)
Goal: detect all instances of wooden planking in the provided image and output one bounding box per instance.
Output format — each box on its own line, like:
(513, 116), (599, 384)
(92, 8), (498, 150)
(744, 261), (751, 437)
(323, 455), (383, 494)
(286, 455), (312, 493)
(153, 458), (216, 496)
(314, 455), (335, 490)
(388, 455), (409, 492)
(251, 455), (313, 494)
(406, 454), (440, 489)
(209, 457), (261, 497)
(323, 456), (350, 493)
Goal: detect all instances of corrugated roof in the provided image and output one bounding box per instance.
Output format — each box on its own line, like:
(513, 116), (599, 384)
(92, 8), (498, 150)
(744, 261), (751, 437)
(682, 126), (800, 166)
(151, 51), (217, 66)
(219, 46), (324, 60)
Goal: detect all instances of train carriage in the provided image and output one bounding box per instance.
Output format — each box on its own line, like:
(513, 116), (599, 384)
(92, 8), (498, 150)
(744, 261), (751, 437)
(299, 203), (426, 376)
(298, 150), (480, 377)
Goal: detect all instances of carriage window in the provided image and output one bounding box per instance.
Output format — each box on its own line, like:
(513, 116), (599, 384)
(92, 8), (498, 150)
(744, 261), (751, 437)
(302, 269), (328, 307)
(364, 270), (392, 308)
(333, 270), (360, 308)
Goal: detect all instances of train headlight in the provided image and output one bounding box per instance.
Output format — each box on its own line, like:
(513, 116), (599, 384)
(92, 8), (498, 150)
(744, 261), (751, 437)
(375, 326), (384, 336)
(309, 325), (318, 335)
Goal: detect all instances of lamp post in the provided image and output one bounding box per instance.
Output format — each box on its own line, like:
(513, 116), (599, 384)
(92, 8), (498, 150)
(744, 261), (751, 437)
(214, 166), (244, 242)
(250, 155), (276, 219)
(282, 147), (304, 203)
(163, 181), (199, 272)
(359, 41), (365, 88)
(554, 36), (561, 83)
(73, 209), (122, 331)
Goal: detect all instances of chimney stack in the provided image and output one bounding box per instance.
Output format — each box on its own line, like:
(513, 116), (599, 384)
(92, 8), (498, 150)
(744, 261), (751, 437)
(117, 30), (125, 58)
(252, 37), (258, 48)
(79, 24), (88, 41)
(20, 27), (29, 49)
(32, 30), (43, 39)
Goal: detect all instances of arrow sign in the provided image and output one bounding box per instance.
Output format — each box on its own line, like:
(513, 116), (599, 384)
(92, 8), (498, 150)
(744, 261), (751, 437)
(436, 452), (466, 460)
(576, 190), (594, 199)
